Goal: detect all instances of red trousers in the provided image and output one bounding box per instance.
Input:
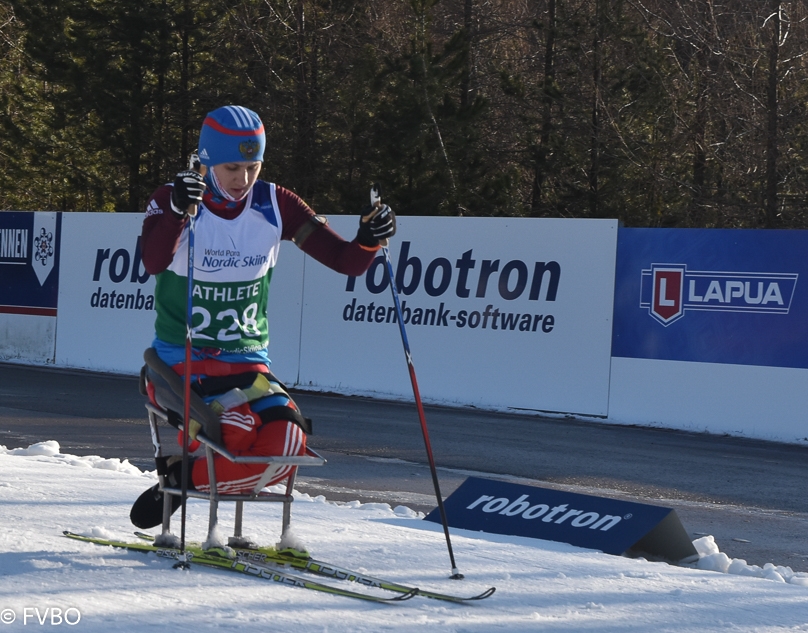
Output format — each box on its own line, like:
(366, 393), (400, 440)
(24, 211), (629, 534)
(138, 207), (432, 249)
(191, 403), (307, 494)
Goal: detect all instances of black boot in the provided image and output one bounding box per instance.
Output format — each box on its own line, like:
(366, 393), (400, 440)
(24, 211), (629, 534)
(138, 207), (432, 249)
(130, 456), (194, 529)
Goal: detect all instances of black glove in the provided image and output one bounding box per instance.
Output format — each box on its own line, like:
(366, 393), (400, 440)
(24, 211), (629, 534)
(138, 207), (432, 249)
(170, 170), (206, 217)
(357, 204), (396, 247)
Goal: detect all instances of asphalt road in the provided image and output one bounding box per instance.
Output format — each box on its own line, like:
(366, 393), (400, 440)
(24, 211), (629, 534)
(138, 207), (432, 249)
(2, 362), (807, 571)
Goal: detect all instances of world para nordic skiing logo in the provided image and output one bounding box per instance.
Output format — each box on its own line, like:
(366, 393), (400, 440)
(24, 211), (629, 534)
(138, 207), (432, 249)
(640, 264), (798, 326)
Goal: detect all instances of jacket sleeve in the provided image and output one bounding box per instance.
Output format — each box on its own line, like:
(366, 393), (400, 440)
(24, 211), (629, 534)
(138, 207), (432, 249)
(140, 185), (186, 275)
(276, 186), (378, 277)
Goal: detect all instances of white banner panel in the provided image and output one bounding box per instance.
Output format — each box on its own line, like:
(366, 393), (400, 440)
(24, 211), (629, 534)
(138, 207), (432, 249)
(0, 314), (56, 362)
(56, 213), (156, 373)
(608, 356), (808, 443)
(265, 242), (304, 383)
(297, 216), (618, 416)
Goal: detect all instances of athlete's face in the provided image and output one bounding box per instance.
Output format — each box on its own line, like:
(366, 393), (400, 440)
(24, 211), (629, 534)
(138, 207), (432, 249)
(212, 161), (262, 200)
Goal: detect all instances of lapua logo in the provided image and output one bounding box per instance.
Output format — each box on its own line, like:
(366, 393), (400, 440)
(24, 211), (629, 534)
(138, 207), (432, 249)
(641, 263), (798, 326)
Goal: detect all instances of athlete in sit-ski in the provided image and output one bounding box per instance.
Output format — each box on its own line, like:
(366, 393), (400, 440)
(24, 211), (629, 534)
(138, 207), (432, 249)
(130, 105), (395, 529)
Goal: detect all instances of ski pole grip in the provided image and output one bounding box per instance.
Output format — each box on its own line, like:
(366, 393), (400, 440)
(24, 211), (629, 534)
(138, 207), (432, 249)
(368, 182), (389, 247)
(187, 155), (208, 217)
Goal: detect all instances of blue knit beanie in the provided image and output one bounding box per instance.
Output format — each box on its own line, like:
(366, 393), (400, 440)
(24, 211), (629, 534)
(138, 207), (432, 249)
(197, 105), (265, 166)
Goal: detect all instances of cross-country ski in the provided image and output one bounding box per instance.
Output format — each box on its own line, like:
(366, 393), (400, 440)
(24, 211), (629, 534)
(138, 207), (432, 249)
(63, 531), (419, 604)
(131, 530), (495, 602)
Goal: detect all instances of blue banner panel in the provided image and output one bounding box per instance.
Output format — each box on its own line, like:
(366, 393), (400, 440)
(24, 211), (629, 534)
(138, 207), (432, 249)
(612, 228), (808, 368)
(424, 477), (672, 556)
(0, 212), (61, 315)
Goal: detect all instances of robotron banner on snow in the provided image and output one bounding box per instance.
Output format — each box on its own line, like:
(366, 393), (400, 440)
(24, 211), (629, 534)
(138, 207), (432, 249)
(425, 476), (697, 561)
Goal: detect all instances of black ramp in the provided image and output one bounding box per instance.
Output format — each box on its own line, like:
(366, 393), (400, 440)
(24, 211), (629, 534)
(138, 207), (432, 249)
(628, 510), (698, 563)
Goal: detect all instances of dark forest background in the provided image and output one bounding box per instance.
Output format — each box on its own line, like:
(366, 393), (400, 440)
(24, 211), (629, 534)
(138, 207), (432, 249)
(1, 1), (807, 227)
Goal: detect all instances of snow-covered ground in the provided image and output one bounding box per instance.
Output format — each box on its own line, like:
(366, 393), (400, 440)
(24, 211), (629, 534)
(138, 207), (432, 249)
(1, 441), (807, 632)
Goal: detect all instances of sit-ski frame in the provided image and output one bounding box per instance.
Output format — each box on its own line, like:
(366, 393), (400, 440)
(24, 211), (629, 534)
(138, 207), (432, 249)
(146, 402), (325, 547)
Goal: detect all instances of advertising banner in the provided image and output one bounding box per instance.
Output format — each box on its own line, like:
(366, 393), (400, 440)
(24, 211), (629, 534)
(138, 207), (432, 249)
(425, 477), (697, 561)
(0, 211), (61, 362)
(56, 213), (156, 373)
(613, 228), (808, 369)
(0, 211), (61, 316)
(297, 216), (618, 416)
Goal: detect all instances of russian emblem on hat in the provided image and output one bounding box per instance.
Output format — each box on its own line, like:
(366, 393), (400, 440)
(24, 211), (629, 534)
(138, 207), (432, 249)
(239, 140), (260, 160)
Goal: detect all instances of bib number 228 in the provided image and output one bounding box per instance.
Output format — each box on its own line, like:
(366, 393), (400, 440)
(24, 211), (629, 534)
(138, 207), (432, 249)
(191, 303), (261, 341)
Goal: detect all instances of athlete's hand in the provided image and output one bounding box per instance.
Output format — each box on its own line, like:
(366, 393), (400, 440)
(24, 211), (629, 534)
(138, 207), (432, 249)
(170, 170), (206, 217)
(357, 204), (396, 247)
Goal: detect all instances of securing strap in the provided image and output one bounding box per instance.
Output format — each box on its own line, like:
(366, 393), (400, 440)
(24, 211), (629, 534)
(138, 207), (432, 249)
(193, 371), (276, 397)
(256, 405), (312, 435)
(291, 214), (328, 248)
(209, 374), (276, 415)
(154, 455), (170, 477)
(209, 374), (312, 435)
(171, 359), (268, 378)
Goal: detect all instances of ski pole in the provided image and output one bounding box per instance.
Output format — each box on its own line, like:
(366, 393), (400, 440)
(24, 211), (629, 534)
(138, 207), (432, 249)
(177, 154), (206, 569)
(370, 184), (464, 580)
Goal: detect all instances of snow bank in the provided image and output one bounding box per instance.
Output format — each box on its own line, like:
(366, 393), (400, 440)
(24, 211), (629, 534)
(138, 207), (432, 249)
(693, 535), (808, 586)
(0, 441), (149, 477)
